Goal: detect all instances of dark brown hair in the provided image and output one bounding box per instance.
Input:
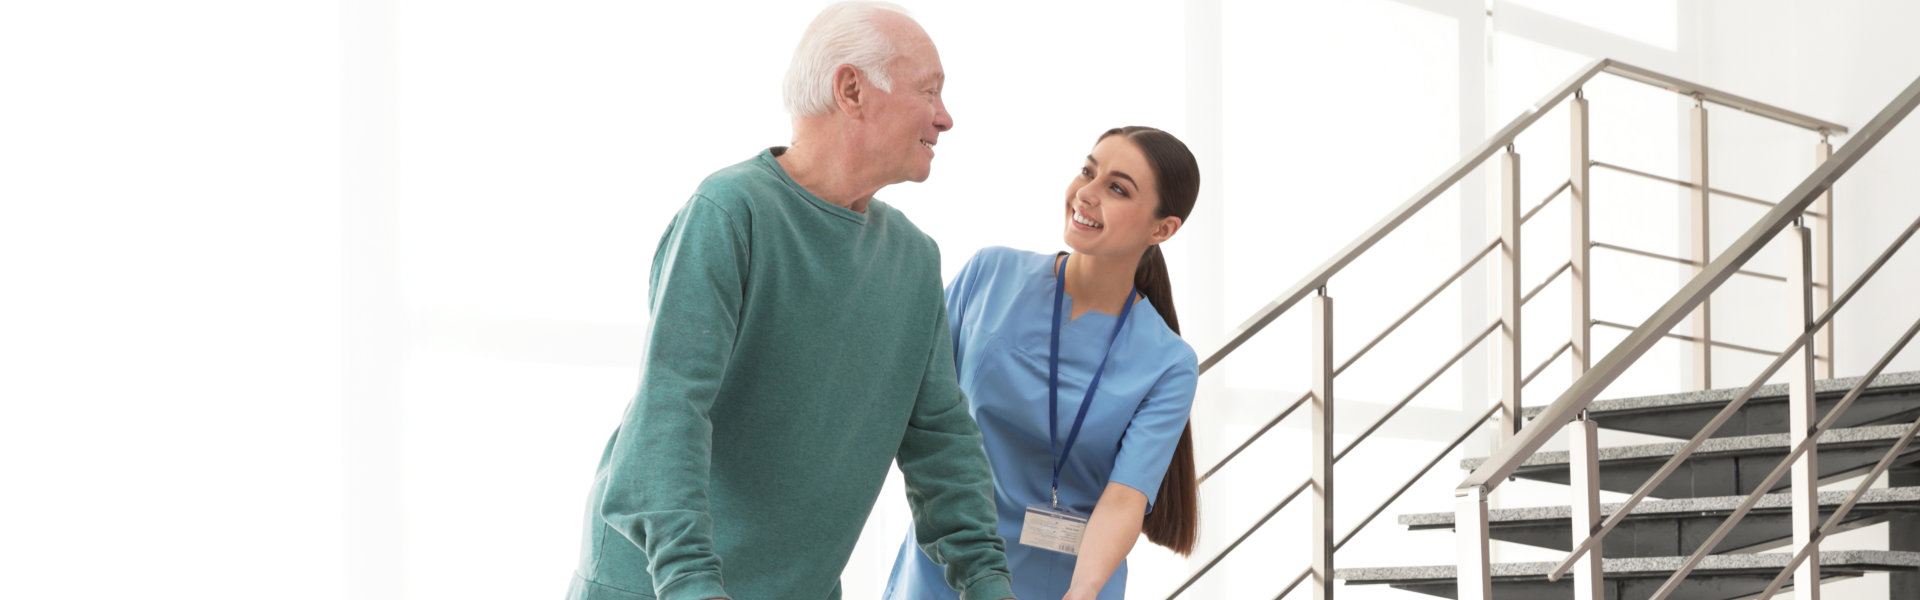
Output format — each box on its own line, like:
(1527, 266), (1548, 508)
(1098, 126), (1200, 556)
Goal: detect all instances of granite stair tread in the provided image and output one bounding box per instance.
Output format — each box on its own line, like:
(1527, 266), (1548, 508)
(1336, 549), (1920, 582)
(1461, 423), (1915, 470)
(1399, 487), (1920, 528)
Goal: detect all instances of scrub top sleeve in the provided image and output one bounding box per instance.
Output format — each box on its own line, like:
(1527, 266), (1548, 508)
(596, 195), (746, 599)
(1107, 353), (1199, 512)
(896, 302), (1016, 600)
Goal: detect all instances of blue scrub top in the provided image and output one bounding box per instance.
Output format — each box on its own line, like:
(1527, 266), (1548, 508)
(885, 247), (1199, 600)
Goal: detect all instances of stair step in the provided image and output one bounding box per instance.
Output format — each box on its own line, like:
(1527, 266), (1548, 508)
(1398, 487), (1920, 557)
(1520, 371), (1920, 439)
(1461, 424), (1920, 498)
(1337, 550), (1920, 600)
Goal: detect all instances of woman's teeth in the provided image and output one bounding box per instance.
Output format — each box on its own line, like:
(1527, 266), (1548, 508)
(1073, 212), (1102, 229)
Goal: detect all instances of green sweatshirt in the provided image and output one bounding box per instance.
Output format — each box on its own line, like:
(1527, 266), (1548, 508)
(567, 148), (1014, 600)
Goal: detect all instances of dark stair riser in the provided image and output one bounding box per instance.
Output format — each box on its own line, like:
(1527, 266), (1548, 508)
(1494, 434), (1920, 497)
(1380, 570), (1869, 600)
(1411, 508), (1912, 557)
(1582, 387), (1920, 439)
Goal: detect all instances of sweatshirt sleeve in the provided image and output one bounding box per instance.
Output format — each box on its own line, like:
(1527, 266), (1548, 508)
(596, 195), (747, 600)
(896, 303), (1017, 600)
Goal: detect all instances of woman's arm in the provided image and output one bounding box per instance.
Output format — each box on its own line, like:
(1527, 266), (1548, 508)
(1064, 482), (1151, 600)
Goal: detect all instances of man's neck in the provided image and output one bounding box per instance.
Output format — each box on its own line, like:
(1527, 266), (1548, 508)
(1061, 252), (1140, 320)
(775, 143), (881, 213)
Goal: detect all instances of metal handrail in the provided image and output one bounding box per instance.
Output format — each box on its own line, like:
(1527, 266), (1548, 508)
(1648, 312), (1920, 600)
(1460, 72), (1920, 493)
(1197, 59), (1845, 373)
(1544, 205), (1920, 580)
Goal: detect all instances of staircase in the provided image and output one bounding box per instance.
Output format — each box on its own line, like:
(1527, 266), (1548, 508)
(1339, 372), (1920, 599)
(1158, 59), (1920, 600)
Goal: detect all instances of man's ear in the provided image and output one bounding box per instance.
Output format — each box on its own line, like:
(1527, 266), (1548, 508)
(831, 64), (864, 117)
(1149, 215), (1184, 246)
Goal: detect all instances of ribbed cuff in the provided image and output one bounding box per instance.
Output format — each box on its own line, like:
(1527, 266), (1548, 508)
(958, 573), (1014, 600)
(657, 571), (729, 600)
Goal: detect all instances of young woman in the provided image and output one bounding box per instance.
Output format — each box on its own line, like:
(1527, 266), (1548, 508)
(885, 126), (1201, 600)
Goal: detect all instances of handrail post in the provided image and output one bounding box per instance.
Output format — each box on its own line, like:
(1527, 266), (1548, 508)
(1568, 92), (1601, 600)
(1787, 222), (1821, 598)
(1571, 92), (1592, 379)
(1813, 136), (1835, 378)
(1456, 485), (1493, 600)
(1689, 96), (1713, 390)
(1497, 146), (1523, 443)
(1311, 290), (1334, 600)
(1568, 411), (1604, 600)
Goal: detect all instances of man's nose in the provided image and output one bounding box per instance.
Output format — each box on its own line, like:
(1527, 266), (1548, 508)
(933, 98), (953, 132)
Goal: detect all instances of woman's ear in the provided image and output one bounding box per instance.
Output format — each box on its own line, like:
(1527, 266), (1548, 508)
(1148, 215), (1184, 246)
(831, 64), (864, 117)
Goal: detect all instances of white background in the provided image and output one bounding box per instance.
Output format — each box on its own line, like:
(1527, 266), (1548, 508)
(4, 1), (1919, 599)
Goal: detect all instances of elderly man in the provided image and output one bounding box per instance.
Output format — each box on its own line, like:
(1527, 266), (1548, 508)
(565, 3), (1015, 600)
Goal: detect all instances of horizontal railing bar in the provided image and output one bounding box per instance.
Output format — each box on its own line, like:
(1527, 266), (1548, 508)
(1523, 262), (1573, 306)
(1341, 239), (1504, 381)
(1164, 479), (1313, 599)
(1646, 313), (1920, 600)
(1465, 70), (1920, 502)
(1521, 180), (1574, 225)
(1591, 241), (1800, 284)
(1590, 160), (1823, 217)
(1547, 206), (1920, 580)
(1337, 403), (1503, 550)
(1198, 60), (1613, 373)
(1599, 61), (1850, 134)
(1591, 319), (1778, 356)
(1334, 321), (1501, 463)
(1196, 391), (1307, 485)
(1525, 342), (1575, 388)
(1198, 238), (1503, 484)
(1271, 567), (1313, 600)
(1192, 347), (1560, 597)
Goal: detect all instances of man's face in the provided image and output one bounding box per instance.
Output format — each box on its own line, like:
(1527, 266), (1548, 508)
(862, 19), (952, 185)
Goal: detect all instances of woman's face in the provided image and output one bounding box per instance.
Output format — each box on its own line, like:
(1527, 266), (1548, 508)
(1062, 135), (1179, 258)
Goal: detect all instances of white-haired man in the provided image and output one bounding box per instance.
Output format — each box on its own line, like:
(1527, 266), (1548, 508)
(566, 3), (1015, 600)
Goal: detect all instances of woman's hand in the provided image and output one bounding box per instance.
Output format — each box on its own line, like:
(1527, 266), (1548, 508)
(1066, 482), (1152, 599)
(1062, 586), (1100, 600)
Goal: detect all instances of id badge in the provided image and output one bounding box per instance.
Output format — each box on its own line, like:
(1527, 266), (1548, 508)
(1019, 503), (1088, 555)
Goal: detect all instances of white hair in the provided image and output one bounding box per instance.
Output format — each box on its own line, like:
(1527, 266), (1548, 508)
(782, 2), (913, 118)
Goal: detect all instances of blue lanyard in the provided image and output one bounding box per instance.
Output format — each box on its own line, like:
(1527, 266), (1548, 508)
(1048, 253), (1137, 506)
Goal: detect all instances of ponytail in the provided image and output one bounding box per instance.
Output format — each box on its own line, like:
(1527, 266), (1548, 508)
(1101, 125), (1201, 556)
(1136, 245), (1198, 556)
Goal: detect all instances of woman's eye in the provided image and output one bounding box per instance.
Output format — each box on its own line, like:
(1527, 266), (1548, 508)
(1079, 167), (1093, 178)
(1109, 183), (1128, 197)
